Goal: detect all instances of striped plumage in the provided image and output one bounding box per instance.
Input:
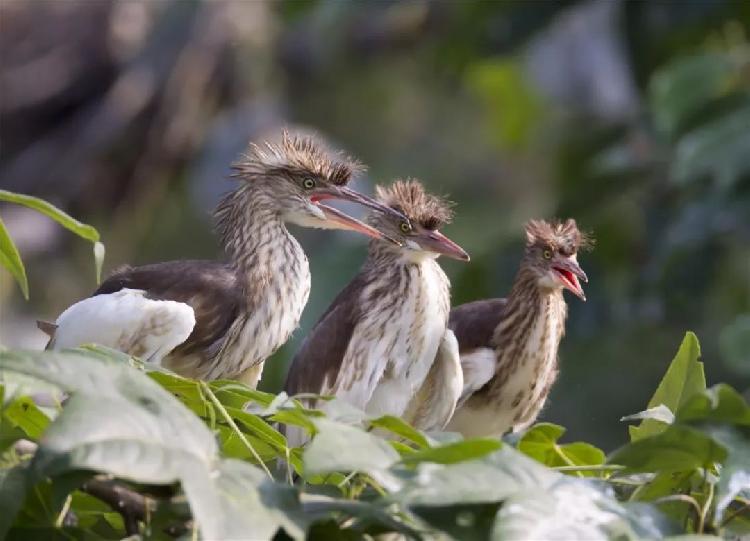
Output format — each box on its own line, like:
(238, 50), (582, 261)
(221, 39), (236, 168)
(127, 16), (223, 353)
(44, 131), (403, 387)
(446, 219), (591, 438)
(285, 179), (469, 437)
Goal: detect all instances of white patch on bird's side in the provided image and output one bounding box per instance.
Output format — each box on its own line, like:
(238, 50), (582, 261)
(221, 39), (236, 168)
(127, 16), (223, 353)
(456, 347), (496, 407)
(448, 294), (566, 438)
(51, 289), (195, 363)
(331, 259), (450, 418)
(415, 329), (464, 431)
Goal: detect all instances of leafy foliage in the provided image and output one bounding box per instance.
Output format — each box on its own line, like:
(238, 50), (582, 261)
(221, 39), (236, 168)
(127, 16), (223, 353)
(0, 332), (747, 539)
(0, 190), (104, 298)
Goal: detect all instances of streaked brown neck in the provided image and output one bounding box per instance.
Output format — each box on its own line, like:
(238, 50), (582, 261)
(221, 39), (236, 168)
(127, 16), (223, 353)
(491, 264), (567, 354)
(213, 184), (308, 292)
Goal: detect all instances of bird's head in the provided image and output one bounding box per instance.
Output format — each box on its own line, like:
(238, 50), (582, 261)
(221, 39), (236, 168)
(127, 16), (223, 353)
(231, 131), (404, 244)
(523, 219), (592, 300)
(370, 179), (469, 262)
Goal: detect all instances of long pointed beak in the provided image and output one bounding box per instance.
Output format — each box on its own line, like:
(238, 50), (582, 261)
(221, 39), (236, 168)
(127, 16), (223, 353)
(316, 204), (401, 245)
(310, 185), (406, 246)
(417, 230), (470, 261)
(312, 186), (407, 221)
(552, 256), (588, 301)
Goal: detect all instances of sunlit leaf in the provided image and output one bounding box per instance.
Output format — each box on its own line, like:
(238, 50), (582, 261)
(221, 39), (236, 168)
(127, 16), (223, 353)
(518, 423), (605, 475)
(0, 190), (99, 242)
(676, 384), (750, 426)
(629, 332), (705, 441)
(0, 216), (28, 299)
(369, 415), (430, 449)
(400, 438), (501, 466)
(2, 396), (50, 440)
(303, 419), (399, 476)
(610, 425), (726, 473)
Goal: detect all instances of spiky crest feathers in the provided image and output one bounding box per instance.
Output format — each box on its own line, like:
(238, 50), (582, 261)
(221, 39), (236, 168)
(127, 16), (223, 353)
(231, 130), (365, 186)
(375, 179), (454, 230)
(524, 218), (594, 254)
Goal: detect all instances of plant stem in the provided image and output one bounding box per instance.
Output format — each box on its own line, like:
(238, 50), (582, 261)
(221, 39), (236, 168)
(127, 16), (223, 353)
(199, 380), (273, 480)
(698, 479), (714, 533)
(654, 494), (703, 521)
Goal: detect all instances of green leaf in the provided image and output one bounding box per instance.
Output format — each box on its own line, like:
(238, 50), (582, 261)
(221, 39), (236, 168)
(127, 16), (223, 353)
(2, 396), (50, 440)
(676, 384), (750, 426)
(609, 425), (726, 473)
(0, 190), (99, 242)
(395, 446), (557, 507)
(629, 332), (705, 441)
(400, 438), (502, 466)
(490, 482), (664, 540)
(698, 426), (750, 522)
(0, 216), (29, 299)
(517, 423), (605, 475)
(303, 419), (399, 476)
(368, 415), (430, 449)
(180, 459), (307, 540)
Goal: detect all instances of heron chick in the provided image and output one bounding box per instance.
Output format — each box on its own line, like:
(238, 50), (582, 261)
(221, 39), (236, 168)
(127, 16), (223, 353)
(42, 131), (404, 387)
(285, 179), (469, 439)
(446, 219), (592, 437)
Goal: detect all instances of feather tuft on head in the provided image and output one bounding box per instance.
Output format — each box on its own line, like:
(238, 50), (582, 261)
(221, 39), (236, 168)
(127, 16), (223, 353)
(375, 179), (454, 230)
(232, 130), (365, 186)
(524, 218), (594, 254)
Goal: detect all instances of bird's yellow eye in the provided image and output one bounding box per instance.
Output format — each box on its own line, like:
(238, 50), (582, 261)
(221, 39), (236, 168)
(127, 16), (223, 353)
(400, 222), (411, 233)
(302, 178), (316, 189)
(543, 250), (552, 259)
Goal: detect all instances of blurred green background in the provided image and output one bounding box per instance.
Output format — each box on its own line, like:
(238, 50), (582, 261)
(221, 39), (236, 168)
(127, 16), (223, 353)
(1, 0), (748, 450)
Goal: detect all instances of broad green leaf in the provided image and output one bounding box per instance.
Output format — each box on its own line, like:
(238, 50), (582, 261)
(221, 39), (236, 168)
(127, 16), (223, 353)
(0, 466), (29, 535)
(369, 415), (429, 449)
(676, 384), (750, 426)
(395, 446), (557, 506)
(699, 426), (750, 522)
(629, 332), (705, 441)
(224, 405), (287, 451)
(303, 419), (399, 476)
(400, 438), (501, 466)
(180, 459), (307, 541)
(0, 190), (99, 242)
(0, 216), (29, 299)
(610, 425), (726, 473)
(2, 396), (50, 440)
(517, 423), (605, 475)
(411, 502), (501, 541)
(216, 424), (277, 462)
(210, 379), (277, 409)
(491, 481), (665, 540)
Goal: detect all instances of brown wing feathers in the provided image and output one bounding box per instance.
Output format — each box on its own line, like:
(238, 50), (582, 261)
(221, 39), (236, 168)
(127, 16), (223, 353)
(95, 260), (241, 357)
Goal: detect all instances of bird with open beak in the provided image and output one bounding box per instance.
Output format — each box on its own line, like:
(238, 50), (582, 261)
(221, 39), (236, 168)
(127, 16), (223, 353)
(40, 131), (404, 388)
(284, 179), (469, 441)
(445, 219), (592, 438)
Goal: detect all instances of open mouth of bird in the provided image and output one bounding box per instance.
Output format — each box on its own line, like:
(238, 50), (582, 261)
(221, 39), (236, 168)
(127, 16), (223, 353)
(553, 266), (586, 301)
